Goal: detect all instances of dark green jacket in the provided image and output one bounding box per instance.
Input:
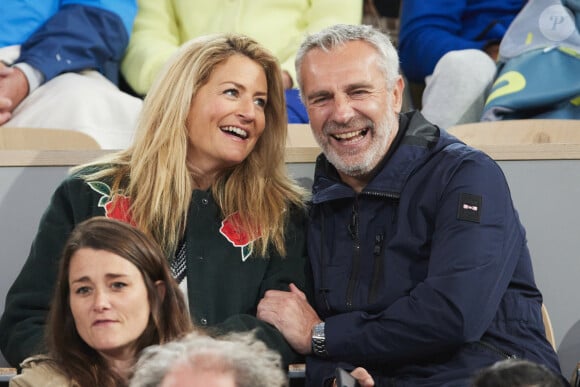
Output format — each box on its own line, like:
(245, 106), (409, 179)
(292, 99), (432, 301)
(0, 169), (310, 367)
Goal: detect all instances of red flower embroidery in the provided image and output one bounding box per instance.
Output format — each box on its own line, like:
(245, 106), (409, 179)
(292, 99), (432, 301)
(104, 194), (135, 226)
(88, 181), (136, 226)
(220, 212), (252, 247)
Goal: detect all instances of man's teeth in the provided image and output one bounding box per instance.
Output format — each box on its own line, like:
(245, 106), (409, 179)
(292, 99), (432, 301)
(222, 126), (248, 139)
(333, 130), (364, 140)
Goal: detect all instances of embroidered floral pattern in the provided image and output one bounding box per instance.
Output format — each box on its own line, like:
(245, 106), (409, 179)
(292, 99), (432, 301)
(87, 181), (136, 226)
(219, 212), (260, 262)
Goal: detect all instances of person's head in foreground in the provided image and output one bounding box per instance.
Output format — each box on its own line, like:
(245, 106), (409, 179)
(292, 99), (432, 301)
(471, 359), (566, 387)
(46, 217), (192, 385)
(129, 331), (288, 387)
(295, 23), (403, 191)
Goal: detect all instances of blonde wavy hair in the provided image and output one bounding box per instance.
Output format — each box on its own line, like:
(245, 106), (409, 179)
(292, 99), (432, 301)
(76, 33), (306, 257)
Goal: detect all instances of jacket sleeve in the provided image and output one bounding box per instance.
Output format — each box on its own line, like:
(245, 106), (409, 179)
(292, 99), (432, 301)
(398, 0), (484, 82)
(120, 0), (181, 96)
(325, 153), (524, 364)
(279, 0), (363, 86)
(17, 2), (137, 85)
(0, 177), (96, 367)
(9, 356), (68, 387)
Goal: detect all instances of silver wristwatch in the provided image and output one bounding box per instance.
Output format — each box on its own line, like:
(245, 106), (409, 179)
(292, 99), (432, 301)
(311, 322), (327, 357)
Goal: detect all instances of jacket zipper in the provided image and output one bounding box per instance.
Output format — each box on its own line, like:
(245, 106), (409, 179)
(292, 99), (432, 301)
(368, 233), (384, 304)
(474, 340), (518, 360)
(346, 200), (360, 311)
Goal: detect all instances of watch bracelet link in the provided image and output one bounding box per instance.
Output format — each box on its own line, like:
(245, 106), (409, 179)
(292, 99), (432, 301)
(311, 322), (328, 357)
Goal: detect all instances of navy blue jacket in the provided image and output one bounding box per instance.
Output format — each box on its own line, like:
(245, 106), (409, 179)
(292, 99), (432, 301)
(305, 111), (562, 386)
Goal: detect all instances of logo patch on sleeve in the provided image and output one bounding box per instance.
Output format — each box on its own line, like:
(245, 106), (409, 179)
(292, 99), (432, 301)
(457, 193), (482, 223)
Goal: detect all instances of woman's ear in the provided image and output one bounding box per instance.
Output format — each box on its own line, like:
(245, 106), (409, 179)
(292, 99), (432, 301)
(154, 280), (166, 301)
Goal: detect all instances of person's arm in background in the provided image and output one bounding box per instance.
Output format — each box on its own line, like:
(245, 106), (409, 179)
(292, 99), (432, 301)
(398, 0), (476, 82)
(121, 0), (181, 96)
(280, 0), (363, 88)
(0, 0), (137, 124)
(398, 0), (521, 83)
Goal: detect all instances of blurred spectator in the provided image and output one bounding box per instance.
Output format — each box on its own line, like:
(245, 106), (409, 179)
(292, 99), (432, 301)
(363, 0), (401, 46)
(398, 1), (525, 129)
(129, 331), (287, 387)
(120, 0), (363, 123)
(0, 1), (142, 149)
(472, 359), (567, 387)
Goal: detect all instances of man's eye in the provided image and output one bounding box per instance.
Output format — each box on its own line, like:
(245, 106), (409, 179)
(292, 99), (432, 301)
(311, 96), (328, 104)
(224, 89), (239, 97)
(351, 89), (369, 96)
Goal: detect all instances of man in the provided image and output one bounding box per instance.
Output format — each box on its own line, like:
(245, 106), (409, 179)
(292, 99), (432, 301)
(257, 24), (563, 386)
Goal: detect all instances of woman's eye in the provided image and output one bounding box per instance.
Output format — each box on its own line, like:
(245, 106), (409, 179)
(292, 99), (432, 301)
(254, 98), (267, 108)
(74, 286), (91, 295)
(224, 88), (239, 97)
(111, 282), (127, 290)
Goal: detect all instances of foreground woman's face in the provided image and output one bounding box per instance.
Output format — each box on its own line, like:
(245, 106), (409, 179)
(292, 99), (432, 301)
(69, 248), (151, 361)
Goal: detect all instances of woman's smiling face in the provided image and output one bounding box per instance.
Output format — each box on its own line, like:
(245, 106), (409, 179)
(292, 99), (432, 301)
(186, 54), (268, 175)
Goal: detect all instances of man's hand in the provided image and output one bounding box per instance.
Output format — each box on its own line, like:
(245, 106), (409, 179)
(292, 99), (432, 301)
(351, 367), (375, 387)
(257, 283), (321, 354)
(331, 367), (375, 387)
(0, 63), (30, 125)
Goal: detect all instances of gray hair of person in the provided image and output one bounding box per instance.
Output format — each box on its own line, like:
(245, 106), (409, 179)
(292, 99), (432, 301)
(295, 23), (400, 94)
(471, 359), (566, 387)
(129, 331), (288, 387)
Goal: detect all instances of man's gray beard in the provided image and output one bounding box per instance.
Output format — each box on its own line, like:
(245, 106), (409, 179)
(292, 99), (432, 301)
(324, 110), (396, 178)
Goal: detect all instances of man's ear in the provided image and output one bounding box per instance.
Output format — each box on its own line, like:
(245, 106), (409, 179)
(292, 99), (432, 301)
(155, 280), (166, 301)
(392, 75), (405, 114)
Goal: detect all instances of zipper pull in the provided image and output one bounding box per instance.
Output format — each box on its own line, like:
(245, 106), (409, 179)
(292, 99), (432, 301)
(373, 233), (384, 255)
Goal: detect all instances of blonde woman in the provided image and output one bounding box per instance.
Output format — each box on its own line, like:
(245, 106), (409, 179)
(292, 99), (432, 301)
(0, 33), (309, 369)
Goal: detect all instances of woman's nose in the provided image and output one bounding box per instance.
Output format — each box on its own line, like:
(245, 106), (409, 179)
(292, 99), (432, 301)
(236, 97), (257, 121)
(92, 289), (111, 311)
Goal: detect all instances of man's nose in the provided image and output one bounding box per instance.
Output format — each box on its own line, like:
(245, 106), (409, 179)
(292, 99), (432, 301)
(331, 94), (355, 123)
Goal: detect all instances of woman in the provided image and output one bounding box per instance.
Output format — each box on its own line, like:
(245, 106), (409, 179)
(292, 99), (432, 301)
(10, 217), (193, 386)
(0, 33), (308, 368)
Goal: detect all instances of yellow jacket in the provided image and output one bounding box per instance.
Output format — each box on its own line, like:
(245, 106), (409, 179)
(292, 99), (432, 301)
(121, 0), (363, 95)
